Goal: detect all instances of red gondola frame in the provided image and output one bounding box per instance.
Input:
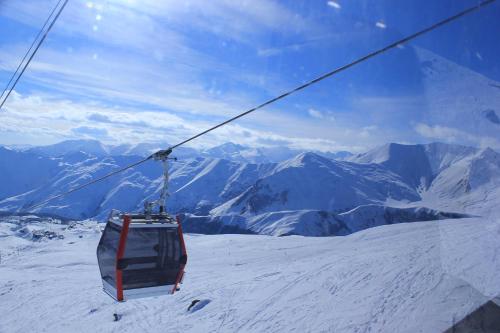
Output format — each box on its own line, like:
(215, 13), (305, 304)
(97, 212), (187, 302)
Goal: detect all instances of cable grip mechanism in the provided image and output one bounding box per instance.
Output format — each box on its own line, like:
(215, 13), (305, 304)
(144, 148), (177, 218)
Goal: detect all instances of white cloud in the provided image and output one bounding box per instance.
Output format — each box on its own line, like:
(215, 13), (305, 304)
(72, 126), (109, 138)
(0, 43), (276, 121)
(0, 1), (330, 131)
(351, 95), (424, 124)
(359, 125), (378, 138)
(257, 47), (284, 57)
(308, 108), (324, 119)
(415, 123), (500, 149)
(415, 123), (462, 142)
(1, 0), (324, 51)
(375, 21), (386, 29)
(307, 108), (336, 121)
(0, 92), (380, 153)
(0, 2), (423, 154)
(88, 113), (111, 123)
(327, 1), (341, 9)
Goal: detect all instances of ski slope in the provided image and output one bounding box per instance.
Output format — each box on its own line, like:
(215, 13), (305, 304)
(3, 141), (498, 238)
(1, 216), (499, 332)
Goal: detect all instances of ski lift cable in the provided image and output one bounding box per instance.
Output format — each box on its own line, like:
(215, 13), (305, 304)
(0, 0), (65, 104)
(27, 156), (151, 211)
(23, 0), (496, 212)
(0, 0), (69, 111)
(168, 0), (497, 150)
(0, 0), (66, 103)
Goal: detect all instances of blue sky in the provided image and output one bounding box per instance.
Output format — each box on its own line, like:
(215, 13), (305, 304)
(0, 0), (499, 152)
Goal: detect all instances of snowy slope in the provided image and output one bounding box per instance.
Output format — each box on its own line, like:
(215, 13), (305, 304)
(0, 147), (61, 200)
(0, 141), (498, 236)
(416, 48), (500, 147)
(421, 147), (500, 217)
(348, 143), (434, 189)
(17, 139), (350, 163)
(349, 142), (479, 189)
(349, 142), (500, 216)
(1, 215), (499, 332)
(350, 142), (477, 174)
(0, 154), (163, 219)
(182, 205), (470, 236)
(166, 158), (275, 215)
(200, 142), (351, 163)
(213, 152), (419, 216)
(0, 152), (272, 221)
(27, 139), (110, 157)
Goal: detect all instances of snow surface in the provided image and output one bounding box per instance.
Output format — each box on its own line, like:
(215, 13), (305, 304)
(182, 205), (471, 237)
(0, 45), (499, 331)
(1, 141), (498, 237)
(415, 47), (500, 146)
(1, 216), (499, 332)
(20, 139), (346, 164)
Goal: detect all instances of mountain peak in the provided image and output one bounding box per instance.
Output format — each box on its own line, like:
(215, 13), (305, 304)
(350, 142), (415, 164)
(477, 146), (499, 159)
(206, 142), (247, 154)
(481, 109), (500, 125)
(349, 142), (434, 188)
(28, 139), (109, 157)
(278, 152), (331, 170)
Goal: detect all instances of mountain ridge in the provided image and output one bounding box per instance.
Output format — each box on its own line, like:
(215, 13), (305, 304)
(0, 140), (498, 236)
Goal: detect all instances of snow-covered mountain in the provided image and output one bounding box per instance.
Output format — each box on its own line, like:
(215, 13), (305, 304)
(0, 141), (497, 236)
(1, 215), (499, 332)
(416, 48), (500, 148)
(211, 152), (419, 215)
(421, 147), (500, 217)
(200, 142), (351, 163)
(16, 139), (350, 163)
(27, 139), (110, 157)
(350, 142), (500, 215)
(181, 205), (469, 236)
(0, 146), (60, 200)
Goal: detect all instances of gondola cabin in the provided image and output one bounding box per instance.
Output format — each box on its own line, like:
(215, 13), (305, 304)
(96, 211), (187, 301)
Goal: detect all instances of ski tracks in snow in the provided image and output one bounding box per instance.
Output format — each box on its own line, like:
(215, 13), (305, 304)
(1, 218), (500, 332)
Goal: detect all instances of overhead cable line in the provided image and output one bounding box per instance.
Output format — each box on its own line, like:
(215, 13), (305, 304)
(23, 0), (496, 211)
(169, 0), (496, 150)
(0, 0), (69, 111)
(26, 156), (151, 211)
(0, 0), (65, 103)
